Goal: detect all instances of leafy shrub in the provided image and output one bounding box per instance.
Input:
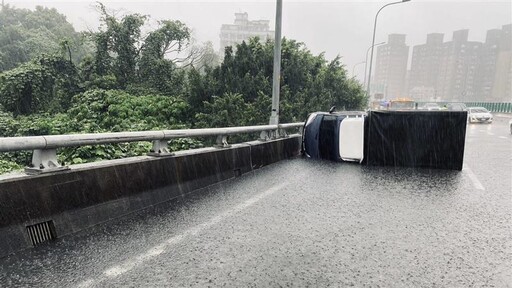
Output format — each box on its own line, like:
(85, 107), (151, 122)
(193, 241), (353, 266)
(0, 159), (22, 174)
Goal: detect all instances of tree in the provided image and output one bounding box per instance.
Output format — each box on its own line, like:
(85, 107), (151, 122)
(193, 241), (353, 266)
(89, 4), (199, 95)
(196, 37), (367, 124)
(140, 20), (191, 62)
(137, 20), (191, 95)
(185, 65), (219, 121)
(191, 41), (221, 72)
(0, 54), (82, 116)
(93, 3), (146, 88)
(196, 92), (249, 128)
(0, 5), (91, 71)
(0, 62), (48, 116)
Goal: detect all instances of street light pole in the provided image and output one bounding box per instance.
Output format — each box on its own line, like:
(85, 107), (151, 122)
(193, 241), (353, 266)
(269, 0), (283, 125)
(363, 41), (385, 87)
(352, 61), (366, 79)
(366, 0), (410, 100)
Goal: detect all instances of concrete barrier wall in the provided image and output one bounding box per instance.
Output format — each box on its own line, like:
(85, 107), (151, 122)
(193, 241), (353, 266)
(0, 136), (301, 258)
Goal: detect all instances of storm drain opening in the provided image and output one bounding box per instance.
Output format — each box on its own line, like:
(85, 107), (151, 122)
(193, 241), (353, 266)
(233, 168), (242, 177)
(26, 220), (56, 246)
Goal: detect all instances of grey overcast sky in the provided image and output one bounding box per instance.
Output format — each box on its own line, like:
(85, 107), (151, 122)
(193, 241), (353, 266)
(11, 0), (512, 82)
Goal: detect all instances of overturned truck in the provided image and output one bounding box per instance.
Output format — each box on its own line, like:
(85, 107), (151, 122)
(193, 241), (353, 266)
(302, 110), (467, 170)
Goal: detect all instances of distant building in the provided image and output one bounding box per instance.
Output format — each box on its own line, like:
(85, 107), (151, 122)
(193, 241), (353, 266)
(491, 24), (512, 102)
(376, 25), (511, 103)
(409, 86), (437, 102)
(475, 29), (502, 102)
(436, 30), (482, 102)
(373, 34), (409, 99)
(219, 12), (274, 54)
(408, 33), (444, 101)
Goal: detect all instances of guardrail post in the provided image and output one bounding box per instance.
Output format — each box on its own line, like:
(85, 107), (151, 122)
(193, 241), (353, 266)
(215, 135), (230, 148)
(259, 131), (270, 141)
(270, 130), (279, 140)
(24, 149), (69, 175)
(148, 140), (173, 157)
(275, 129), (280, 139)
(278, 127), (289, 138)
(260, 129), (278, 140)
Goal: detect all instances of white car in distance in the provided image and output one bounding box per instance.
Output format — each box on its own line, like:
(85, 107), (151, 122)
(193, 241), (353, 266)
(467, 107), (493, 124)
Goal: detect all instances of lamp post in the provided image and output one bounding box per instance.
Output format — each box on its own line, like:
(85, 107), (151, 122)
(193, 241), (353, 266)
(269, 0), (283, 125)
(363, 41), (385, 87)
(352, 61), (366, 79)
(366, 0), (410, 100)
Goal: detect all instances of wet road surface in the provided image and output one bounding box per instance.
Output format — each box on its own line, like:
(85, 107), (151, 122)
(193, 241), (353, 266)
(1, 120), (511, 287)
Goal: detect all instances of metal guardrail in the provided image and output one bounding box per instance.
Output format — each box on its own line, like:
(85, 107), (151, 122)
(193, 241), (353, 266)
(416, 102), (512, 113)
(0, 123), (304, 175)
(463, 102), (512, 114)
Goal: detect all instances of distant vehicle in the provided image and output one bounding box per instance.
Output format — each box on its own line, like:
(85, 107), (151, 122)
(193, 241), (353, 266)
(447, 103), (467, 111)
(389, 98), (415, 110)
(422, 103), (440, 111)
(509, 119), (512, 134)
(467, 107), (493, 124)
(370, 100), (389, 110)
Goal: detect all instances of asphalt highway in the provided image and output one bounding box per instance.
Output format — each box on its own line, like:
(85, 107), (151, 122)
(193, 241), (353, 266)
(1, 118), (511, 287)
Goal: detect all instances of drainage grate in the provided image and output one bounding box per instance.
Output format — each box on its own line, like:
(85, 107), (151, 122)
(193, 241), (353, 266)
(26, 220), (56, 246)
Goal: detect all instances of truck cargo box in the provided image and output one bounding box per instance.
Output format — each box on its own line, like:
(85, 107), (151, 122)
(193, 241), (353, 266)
(364, 110), (467, 170)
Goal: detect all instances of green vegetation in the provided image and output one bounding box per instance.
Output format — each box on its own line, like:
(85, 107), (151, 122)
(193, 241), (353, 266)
(0, 55), (82, 116)
(0, 4), (367, 174)
(0, 5), (90, 71)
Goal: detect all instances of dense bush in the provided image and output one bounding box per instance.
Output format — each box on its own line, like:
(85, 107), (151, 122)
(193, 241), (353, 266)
(0, 89), (201, 171)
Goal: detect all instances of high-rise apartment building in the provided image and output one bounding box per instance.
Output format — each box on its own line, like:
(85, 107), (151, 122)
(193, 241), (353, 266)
(373, 34), (409, 99)
(408, 33), (444, 101)
(436, 30), (482, 102)
(476, 29), (502, 101)
(380, 25), (510, 103)
(491, 24), (512, 102)
(219, 13), (274, 53)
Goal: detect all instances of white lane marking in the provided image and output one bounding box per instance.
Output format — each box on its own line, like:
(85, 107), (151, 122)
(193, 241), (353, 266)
(499, 136), (507, 139)
(488, 132), (495, 136)
(78, 182), (288, 287)
(463, 165), (485, 191)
